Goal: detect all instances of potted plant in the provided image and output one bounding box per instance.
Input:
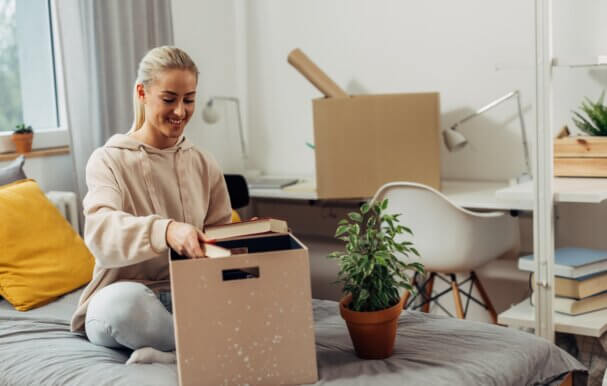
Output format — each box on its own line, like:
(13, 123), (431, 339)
(11, 123), (33, 154)
(553, 91), (607, 177)
(571, 90), (607, 136)
(328, 198), (424, 359)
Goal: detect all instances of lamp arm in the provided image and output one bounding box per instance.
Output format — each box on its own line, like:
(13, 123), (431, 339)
(208, 96), (248, 159)
(515, 91), (532, 178)
(451, 91), (518, 129)
(450, 90), (532, 178)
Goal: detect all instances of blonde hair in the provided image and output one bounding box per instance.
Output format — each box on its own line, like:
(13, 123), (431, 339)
(131, 46), (199, 131)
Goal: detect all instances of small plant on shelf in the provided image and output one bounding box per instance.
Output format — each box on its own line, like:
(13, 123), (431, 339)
(13, 123), (33, 134)
(11, 123), (34, 154)
(572, 91), (607, 136)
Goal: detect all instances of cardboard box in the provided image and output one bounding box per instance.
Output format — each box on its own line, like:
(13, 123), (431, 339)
(554, 136), (607, 177)
(312, 92), (441, 199)
(170, 234), (318, 386)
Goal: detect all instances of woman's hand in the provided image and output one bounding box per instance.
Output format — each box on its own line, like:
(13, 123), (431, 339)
(166, 221), (211, 259)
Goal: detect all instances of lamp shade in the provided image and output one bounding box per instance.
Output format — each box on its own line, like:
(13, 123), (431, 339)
(442, 128), (467, 151)
(201, 102), (220, 124)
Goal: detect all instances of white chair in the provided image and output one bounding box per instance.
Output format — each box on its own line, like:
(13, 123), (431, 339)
(371, 182), (520, 323)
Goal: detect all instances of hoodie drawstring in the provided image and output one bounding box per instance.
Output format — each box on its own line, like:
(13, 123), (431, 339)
(139, 146), (164, 217)
(175, 149), (192, 225)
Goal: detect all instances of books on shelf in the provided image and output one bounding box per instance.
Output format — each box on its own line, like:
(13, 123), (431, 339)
(204, 218), (289, 241)
(518, 247), (607, 279)
(532, 290), (607, 316)
(532, 271), (607, 299)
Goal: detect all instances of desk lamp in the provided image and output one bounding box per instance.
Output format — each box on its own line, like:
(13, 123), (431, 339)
(202, 96), (247, 161)
(442, 90), (532, 184)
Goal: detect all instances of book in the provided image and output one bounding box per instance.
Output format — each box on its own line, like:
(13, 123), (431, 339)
(204, 243), (232, 259)
(531, 271), (607, 299)
(518, 247), (607, 279)
(247, 177), (298, 189)
(532, 290), (607, 315)
(204, 218), (288, 241)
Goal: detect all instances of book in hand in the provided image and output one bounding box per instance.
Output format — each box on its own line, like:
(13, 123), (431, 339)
(204, 218), (289, 241)
(518, 247), (607, 279)
(204, 243), (232, 259)
(531, 271), (607, 299)
(170, 243), (232, 259)
(532, 290), (607, 315)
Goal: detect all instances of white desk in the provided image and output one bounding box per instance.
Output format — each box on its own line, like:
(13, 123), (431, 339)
(249, 179), (513, 208)
(249, 177), (607, 211)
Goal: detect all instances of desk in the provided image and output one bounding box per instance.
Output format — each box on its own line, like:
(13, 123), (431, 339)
(249, 179), (513, 209)
(250, 177), (607, 211)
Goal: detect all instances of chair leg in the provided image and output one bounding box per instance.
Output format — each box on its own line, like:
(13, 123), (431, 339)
(450, 274), (465, 319)
(422, 273), (435, 313)
(471, 271), (497, 324)
(402, 290), (411, 309)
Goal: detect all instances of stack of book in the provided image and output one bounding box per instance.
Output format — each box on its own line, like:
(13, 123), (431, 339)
(519, 247), (607, 316)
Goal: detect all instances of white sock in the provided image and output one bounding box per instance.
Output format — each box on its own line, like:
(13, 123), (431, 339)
(126, 347), (176, 365)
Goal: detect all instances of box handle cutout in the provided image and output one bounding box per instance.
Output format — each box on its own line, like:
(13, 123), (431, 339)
(222, 267), (260, 281)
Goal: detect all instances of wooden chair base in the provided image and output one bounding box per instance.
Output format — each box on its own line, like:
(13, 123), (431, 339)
(405, 271), (498, 323)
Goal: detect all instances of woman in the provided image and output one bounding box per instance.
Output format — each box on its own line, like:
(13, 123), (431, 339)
(70, 46), (232, 364)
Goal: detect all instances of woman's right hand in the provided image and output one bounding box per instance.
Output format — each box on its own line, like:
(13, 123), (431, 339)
(166, 221), (208, 259)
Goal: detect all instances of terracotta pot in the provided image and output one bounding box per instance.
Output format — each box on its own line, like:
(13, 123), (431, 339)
(11, 133), (33, 154)
(339, 294), (404, 359)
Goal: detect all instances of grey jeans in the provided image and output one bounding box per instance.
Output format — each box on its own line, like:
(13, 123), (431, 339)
(85, 281), (175, 351)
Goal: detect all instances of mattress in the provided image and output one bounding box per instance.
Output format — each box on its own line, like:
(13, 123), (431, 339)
(0, 289), (584, 386)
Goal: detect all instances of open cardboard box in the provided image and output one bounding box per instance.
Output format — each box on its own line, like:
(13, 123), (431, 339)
(312, 92), (441, 199)
(169, 233), (318, 386)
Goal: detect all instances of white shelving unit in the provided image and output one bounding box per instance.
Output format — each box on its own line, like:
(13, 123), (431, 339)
(552, 56), (607, 68)
(499, 298), (607, 338)
(498, 0), (607, 341)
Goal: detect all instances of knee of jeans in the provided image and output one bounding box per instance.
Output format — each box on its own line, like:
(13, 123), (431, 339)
(87, 281), (155, 334)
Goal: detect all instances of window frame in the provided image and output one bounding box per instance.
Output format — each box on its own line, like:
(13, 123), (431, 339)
(0, 0), (69, 154)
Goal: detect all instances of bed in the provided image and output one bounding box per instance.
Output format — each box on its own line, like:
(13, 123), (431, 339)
(0, 289), (584, 386)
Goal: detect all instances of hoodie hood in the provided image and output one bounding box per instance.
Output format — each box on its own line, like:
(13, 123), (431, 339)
(104, 133), (194, 153)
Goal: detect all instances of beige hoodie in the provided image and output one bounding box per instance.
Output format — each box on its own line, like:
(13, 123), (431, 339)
(70, 134), (232, 332)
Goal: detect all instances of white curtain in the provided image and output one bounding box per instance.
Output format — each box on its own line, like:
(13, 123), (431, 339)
(52, 0), (173, 227)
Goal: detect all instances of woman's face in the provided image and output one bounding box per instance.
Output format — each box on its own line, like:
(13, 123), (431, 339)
(139, 69), (197, 142)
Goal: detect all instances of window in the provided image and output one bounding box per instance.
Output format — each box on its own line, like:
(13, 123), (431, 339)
(0, 0), (67, 152)
(0, 0), (22, 132)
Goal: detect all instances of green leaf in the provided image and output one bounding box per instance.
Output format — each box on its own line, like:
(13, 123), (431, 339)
(335, 225), (349, 238)
(360, 202), (370, 214)
(348, 212), (363, 223)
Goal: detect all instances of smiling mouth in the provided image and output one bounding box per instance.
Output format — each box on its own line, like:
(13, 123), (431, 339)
(167, 118), (184, 126)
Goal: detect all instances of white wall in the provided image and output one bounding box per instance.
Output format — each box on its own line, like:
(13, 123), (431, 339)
(173, 0), (541, 181)
(172, 0), (607, 254)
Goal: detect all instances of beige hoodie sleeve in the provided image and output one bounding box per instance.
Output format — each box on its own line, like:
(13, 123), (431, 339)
(83, 149), (171, 269)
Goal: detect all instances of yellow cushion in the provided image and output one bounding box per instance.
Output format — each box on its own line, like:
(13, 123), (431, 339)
(0, 179), (94, 311)
(231, 209), (241, 223)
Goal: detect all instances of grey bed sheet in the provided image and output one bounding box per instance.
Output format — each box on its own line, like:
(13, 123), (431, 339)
(0, 289), (584, 386)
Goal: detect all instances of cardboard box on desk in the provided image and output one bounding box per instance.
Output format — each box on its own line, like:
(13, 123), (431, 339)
(312, 92), (441, 199)
(169, 233), (318, 386)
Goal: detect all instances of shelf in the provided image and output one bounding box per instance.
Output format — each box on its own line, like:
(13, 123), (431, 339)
(495, 177), (607, 207)
(0, 146), (70, 162)
(552, 56), (607, 68)
(498, 297), (607, 337)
